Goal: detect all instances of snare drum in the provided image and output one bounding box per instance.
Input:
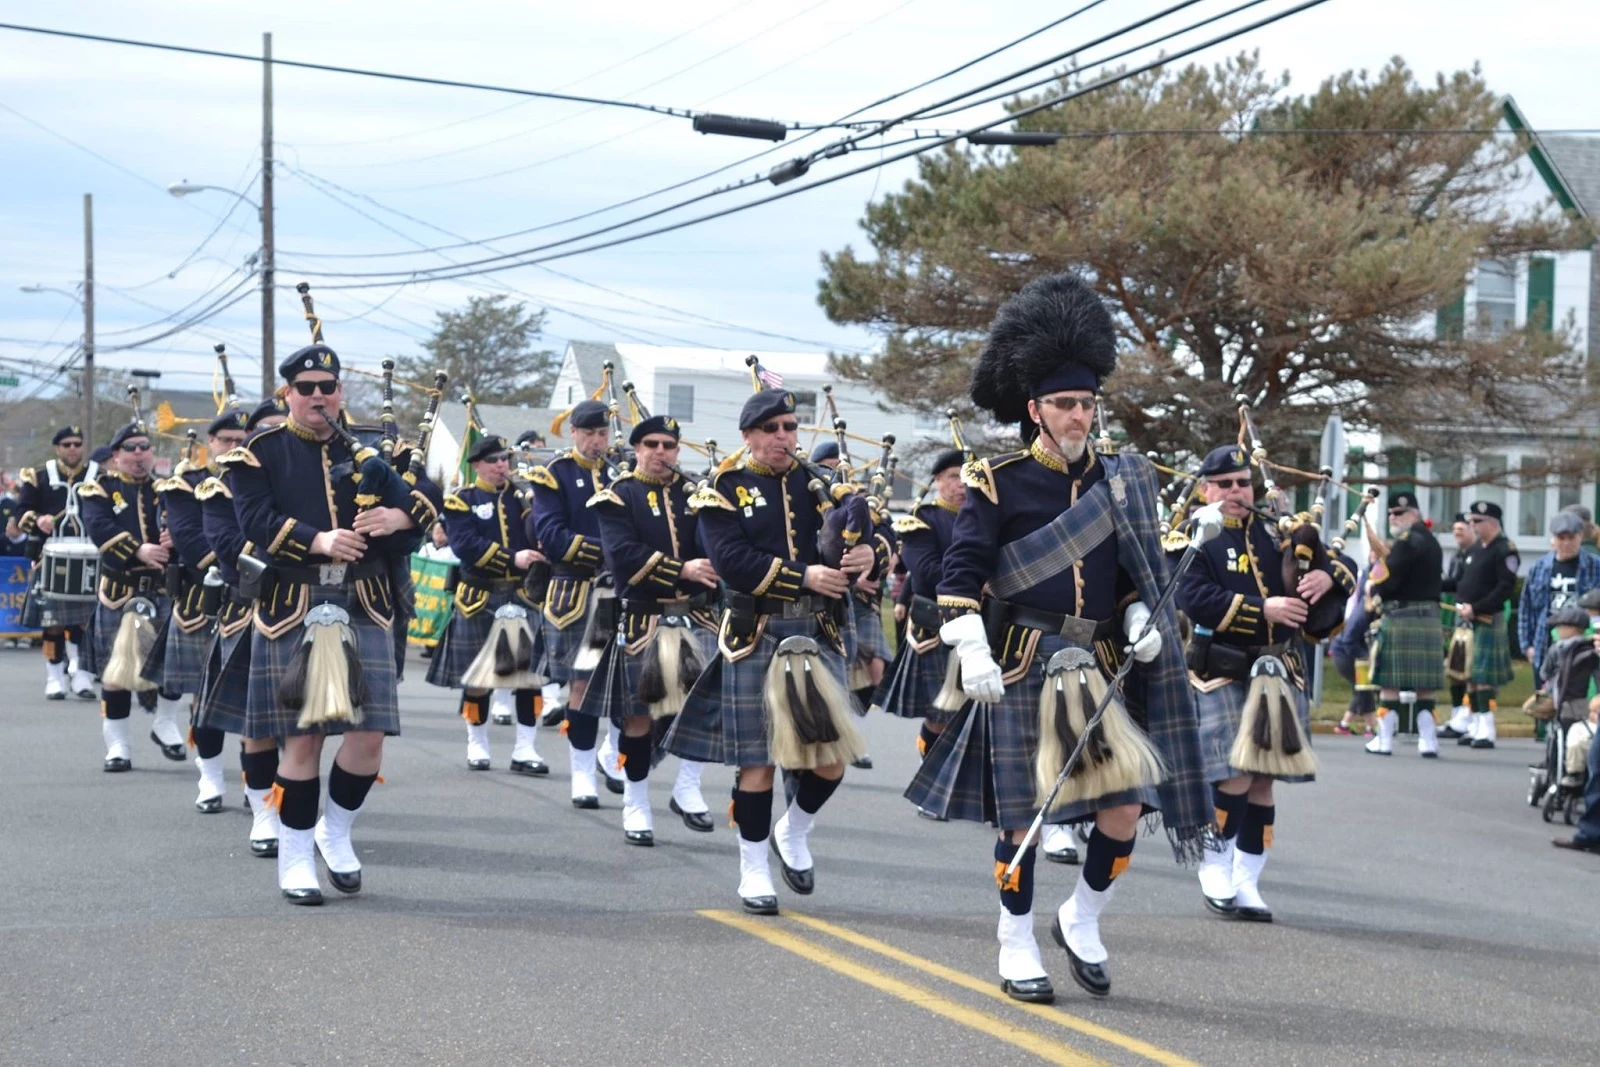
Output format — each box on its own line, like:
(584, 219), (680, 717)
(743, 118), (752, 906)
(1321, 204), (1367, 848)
(39, 537), (101, 603)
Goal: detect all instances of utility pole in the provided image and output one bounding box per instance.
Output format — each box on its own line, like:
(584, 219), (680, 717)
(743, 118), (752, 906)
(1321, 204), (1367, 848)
(260, 31), (275, 398)
(82, 193), (95, 448)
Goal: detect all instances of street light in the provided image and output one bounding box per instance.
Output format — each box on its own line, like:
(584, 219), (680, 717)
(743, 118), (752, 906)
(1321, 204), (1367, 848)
(20, 282), (94, 444)
(20, 283), (82, 304)
(169, 177), (273, 398)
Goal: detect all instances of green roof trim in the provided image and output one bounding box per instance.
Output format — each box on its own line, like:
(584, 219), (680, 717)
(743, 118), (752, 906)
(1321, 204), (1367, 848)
(1502, 97), (1585, 217)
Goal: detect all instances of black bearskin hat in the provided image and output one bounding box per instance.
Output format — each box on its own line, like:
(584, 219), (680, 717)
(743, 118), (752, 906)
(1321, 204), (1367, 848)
(969, 272), (1117, 426)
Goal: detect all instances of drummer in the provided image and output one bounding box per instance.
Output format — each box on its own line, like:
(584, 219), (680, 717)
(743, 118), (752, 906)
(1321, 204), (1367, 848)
(13, 426), (99, 700)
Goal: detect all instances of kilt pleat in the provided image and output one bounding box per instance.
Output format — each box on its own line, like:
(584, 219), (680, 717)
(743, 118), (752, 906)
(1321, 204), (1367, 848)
(663, 614), (845, 768)
(1370, 601), (1446, 692)
(851, 596), (890, 662)
(425, 587), (544, 690)
(1195, 678), (1314, 784)
(143, 613), (213, 693)
(83, 595), (171, 678)
(541, 592), (595, 685)
(244, 588), (401, 739)
(873, 639), (954, 723)
(195, 622), (252, 736)
(20, 564), (96, 629)
(903, 632), (1160, 829)
(575, 619), (715, 727)
(1470, 614), (1515, 686)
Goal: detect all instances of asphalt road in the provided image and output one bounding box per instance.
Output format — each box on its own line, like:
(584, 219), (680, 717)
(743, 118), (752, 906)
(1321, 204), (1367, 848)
(1, 643), (1597, 1067)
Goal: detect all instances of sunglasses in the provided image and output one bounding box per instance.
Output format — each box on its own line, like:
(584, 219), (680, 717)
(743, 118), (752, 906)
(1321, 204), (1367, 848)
(1208, 477), (1251, 489)
(58, 441), (84, 448)
(119, 441), (152, 453)
(760, 420), (799, 434)
(1468, 516), (1489, 523)
(479, 452), (509, 465)
(291, 380), (340, 396)
(1036, 395), (1097, 413)
(636, 438), (678, 451)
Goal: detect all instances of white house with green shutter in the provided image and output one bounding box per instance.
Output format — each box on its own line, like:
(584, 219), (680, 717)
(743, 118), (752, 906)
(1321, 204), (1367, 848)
(1381, 97), (1597, 560)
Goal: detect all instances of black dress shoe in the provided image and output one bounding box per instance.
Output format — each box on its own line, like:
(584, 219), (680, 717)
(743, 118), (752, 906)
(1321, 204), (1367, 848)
(150, 732), (186, 762)
(1050, 916), (1110, 997)
(1044, 847), (1080, 866)
(251, 838), (279, 858)
(510, 758), (550, 776)
(103, 756), (132, 773)
(1457, 733), (1475, 746)
(195, 796), (223, 814)
(670, 798), (715, 832)
(1203, 893), (1238, 917)
(467, 758), (490, 771)
(851, 755), (874, 770)
(1551, 836), (1600, 853)
(572, 795), (600, 810)
(1233, 904), (1273, 923)
(1000, 977), (1055, 1004)
(601, 772), (625, 795)
(625, 829), (655, 847)
(541, 704), (567, 727)
(282, 887), (324, 906)
(1472, 738), (1495, 750)
(46, 690), (66, 701)
(771, 839), (815, 895)
(328, 869), (361, 894)
(741, 894), (779, 916)
(1438, 725), (1466, 739)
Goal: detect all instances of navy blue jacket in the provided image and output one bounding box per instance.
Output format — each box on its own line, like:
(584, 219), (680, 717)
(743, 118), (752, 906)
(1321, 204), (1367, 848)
(529, 450), (610, 573)
(590, 470), (705, 602)
(443, 477), (536, 585)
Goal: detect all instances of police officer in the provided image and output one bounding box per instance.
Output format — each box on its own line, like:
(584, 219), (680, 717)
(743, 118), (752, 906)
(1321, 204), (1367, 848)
(581, 413), (718, 843)
(1179, 445), (1350, 923)
(226, 343), (440, 904)
(1441, 500), (1520, 750)
(530, 399), (623, 806)
(667, 388), (878, 914)
(13, 425), (97, 699)
(908, 273), (1210, 1003)
(428, 434), (549, 775)
(1365, 491), (1446, 757)
(78, 421), (179, 770)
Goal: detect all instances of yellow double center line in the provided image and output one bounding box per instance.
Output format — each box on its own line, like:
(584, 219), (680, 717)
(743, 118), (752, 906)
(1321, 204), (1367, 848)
(698, 909), (1200, 1067)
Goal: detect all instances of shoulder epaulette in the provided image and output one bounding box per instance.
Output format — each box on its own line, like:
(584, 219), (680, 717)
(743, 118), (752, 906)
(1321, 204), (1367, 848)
(172, 458), (198, 477)
(77, 480), (107, 499)
(689, 485), (737, 512)
(194, 477), (231, 501)
(529, 465), (558, 491)
(18, 467), (37, 487)
(587, 486), (625, 509)
(959, 457), (999, 505)
(443, 493), (470, 513)
(154, 475), (192, 494)
(217, 446), (259, 469)
(892, 514), (932, 535)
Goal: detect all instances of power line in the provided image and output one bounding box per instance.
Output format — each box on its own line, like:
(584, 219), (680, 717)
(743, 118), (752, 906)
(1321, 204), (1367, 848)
(292, 0), (1335, 290)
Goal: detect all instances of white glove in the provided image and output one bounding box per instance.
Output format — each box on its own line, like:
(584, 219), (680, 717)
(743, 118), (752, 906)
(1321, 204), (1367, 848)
(1190, 501), (1225, 545)
(1123, 601), (1161, 663)
(939, 613), (1005, 704)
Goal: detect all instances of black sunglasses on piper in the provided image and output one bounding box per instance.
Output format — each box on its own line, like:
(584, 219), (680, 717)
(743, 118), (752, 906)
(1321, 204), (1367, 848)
(291, 380), (339, 396)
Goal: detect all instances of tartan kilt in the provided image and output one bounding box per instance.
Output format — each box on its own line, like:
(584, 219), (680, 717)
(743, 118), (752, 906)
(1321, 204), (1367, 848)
(852, 595), (890, 662)
(425, 586), (544, 690)
(1370, 601), (1446, 692)
(141, 612), (213, 694)
(244, 587), (401, 739)
(873, 628), (953, 723)
(83, 594), (171, 677)
(541, 588), (595, 685)
(904, 632), (1161, 831)
(19, 562), (96, 629)
(195, 615), (253, 736)
(1470, 613), (1515, 687)
(1195, 676), (1314, 784)
(575, 612), (717, 726)
(664, 613), (846, 768)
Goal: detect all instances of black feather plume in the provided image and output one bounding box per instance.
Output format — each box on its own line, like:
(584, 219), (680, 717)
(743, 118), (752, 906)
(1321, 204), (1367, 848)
(494, 628), (516, 675)
(277, 638), (311, 712)
(970, 272), (1117, 424)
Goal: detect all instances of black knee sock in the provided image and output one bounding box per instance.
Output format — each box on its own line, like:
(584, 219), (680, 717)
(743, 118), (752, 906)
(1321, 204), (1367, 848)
(1213, 786), (1249, 841)
(327, 761), (378, 812)
(193, 726), (226, 760)
(793, 770), (842, 815)
(459, 692), (487, 726)
(1470, 689), (1493, 714)
(275, 775), (320, 831)
(566, 712), (599, 750)
(514, 689), (539, 727)
(1449, 682), (1466, 707)
(853, 685), (876, 709)
(137, 689), (157, 712)
(240, 748), (279, 791)
(994, 839), (1037, 915)
(102, 690), (132, 720)
(43, 631), (65, 663)
(66, 625), (84, 646)
(1082, 829), (1136, 892)
(731, 787), (773, 842)
(917, 723), (939, 758)
(159, 686), (183, 702)
(618, 731), (652, 782)
(1415, 696), (1436, 720)
(1236, 803), (1275, 855)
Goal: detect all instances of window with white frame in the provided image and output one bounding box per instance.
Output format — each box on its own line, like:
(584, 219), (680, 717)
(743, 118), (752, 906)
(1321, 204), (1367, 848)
(1474, 454), (1508, 513)
(1474, 259), (1516, 336)
(1558, 474), (1582, 513)
(791, 390), (818, 424)
(1519, 456), (1548, 537)
(665, 383), (694, 423)
(1430, 456), (1462, 523)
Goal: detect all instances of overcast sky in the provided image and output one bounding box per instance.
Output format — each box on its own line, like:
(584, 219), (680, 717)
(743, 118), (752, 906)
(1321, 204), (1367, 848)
(1, 0), (1594, 411)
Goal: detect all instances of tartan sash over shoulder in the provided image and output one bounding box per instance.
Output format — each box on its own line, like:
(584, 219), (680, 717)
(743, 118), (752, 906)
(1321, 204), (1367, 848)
(991, 479), (1116, 600)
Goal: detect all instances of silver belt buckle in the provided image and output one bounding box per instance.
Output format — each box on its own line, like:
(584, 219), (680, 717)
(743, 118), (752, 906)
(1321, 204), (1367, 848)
(782, 599), (809, 620)
(1056, 614), (1097, 646)
(319, 563), (348, 586)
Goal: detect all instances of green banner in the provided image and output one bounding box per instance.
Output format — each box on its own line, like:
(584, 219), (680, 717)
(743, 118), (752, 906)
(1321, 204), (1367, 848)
(408, 554), (455, 648)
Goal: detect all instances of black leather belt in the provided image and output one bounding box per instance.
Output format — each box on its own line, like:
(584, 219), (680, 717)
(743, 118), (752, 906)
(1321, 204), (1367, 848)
(755, 595), (819, 620)
(103, 569), (164, 596)
(623, 592), (714, 615)
(274, 560), (386, 588)
(457, 574), (524, 595)
(551, 563), (596, 579)
(1001, 601), (1113, 645)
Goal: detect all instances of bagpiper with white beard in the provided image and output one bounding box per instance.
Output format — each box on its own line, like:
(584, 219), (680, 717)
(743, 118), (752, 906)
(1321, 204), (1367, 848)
(906, 272), (1212, 1003)
(14, 425), (98, 700)
(78, 419), (182, 770)
(1364, 491), (1446, 758)
(579, 413), (720, 843)
(427, 433), (550, 776)
(196, 397), (288, 858)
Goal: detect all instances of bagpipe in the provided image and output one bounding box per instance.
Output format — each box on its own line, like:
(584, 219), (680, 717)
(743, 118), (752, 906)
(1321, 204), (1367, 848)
(98, 384), (162, 693)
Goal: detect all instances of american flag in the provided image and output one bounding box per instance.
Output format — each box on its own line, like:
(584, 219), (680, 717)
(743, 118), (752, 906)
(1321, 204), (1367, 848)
(754, 360), (784, 389)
